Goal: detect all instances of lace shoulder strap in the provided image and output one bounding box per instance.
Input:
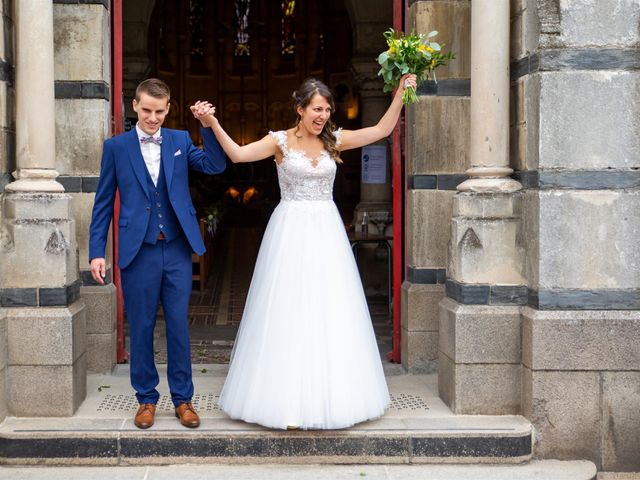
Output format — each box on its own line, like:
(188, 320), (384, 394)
(334, 127), (343, 148)
(268, 130), (288, 156)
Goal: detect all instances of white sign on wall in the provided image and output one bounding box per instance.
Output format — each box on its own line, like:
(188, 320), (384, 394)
(361, 145), (387, 184)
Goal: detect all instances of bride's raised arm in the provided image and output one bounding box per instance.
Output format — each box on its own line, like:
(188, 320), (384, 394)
(191, 101), (277, 164)
(338, 73), (416, 152)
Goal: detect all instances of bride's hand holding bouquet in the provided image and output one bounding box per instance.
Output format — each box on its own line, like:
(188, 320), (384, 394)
(377, 29), (455, 104)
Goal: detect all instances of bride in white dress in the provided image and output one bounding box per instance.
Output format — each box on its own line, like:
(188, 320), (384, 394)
(192, 74), (416, 430)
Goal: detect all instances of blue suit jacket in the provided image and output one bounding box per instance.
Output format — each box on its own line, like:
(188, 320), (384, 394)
(89, 127), (226, 269)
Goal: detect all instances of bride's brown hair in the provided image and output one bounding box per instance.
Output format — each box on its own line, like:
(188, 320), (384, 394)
(292, 78), (342, 164)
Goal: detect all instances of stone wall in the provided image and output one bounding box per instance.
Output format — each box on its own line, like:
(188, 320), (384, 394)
(54, 1), (115, 373)
(434, 1), (640, 470)
(512, 0), (640, 472)
(403, 0), (470, 372)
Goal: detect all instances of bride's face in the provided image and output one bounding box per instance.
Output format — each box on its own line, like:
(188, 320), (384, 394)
(297, 94), (332, 136)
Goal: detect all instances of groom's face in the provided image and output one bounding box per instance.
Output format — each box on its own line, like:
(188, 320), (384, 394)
(133, 93), (170, 135)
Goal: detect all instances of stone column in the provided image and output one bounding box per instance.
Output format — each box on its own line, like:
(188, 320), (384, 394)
(5, 0), (62, 193)
(0, 0), (86, 416)
(457, 0), (521, 194)
(438, 0), (524, 414)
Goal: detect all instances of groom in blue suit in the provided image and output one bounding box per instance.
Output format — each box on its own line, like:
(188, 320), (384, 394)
(89, 78), (226, 429)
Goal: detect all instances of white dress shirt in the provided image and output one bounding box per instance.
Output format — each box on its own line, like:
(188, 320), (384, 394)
(136, 123), (162, 186)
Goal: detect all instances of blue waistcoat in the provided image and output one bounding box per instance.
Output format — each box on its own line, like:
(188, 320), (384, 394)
(143, 160), (182, 244)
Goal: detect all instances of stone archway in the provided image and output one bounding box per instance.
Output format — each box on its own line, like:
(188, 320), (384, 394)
(116, 0), (398, 361)
(121, 0), (392, 137)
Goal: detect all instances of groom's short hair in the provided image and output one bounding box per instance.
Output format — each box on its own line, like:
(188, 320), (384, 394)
(135, 78), (171, 102)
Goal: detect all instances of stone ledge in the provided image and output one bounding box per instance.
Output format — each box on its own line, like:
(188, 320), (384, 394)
(514, 170), (640, 190)
(531, 289), (640, 311)
(513, 171), (540, 189)
(445, 280), (528, 306)
(407, 268), (446, 285)
(0, 280), (81, 307)
(57, 176), (100, 193)
(512, 49), (640, 80)
(417, 79), (470, 97)
(54, 81), (109, 100)
(408, 174), (468, 191)
(0, 428), (533, 465)
(445, 281), (640, 310)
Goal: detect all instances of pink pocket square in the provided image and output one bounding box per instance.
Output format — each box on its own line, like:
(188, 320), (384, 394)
(174, 149), (182, 156)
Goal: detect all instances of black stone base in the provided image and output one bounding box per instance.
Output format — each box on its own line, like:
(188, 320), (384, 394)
(0, 430), (532, 464)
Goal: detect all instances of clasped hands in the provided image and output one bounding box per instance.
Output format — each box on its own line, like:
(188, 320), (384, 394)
(190, 101), (217, 128)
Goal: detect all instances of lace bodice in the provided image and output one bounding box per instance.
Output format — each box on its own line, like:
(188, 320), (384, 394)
(269, 130), (341, 201)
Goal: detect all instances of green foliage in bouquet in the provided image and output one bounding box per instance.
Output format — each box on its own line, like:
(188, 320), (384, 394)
(377, 29), (455, 104)
(203, 201), (223, 238)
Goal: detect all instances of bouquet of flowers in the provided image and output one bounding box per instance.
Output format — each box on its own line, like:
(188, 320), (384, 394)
(203, 202), (223, 238)
(377, 29), (455, 104)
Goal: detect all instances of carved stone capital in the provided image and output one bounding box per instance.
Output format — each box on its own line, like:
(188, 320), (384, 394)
(350, 58), (386, 98)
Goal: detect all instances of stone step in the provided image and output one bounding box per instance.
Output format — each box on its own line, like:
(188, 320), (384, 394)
(0, 460), (599, 479)
(0, 415), (533, 465)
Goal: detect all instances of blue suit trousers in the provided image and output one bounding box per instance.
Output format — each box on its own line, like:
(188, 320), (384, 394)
(121, 234), (194, 407)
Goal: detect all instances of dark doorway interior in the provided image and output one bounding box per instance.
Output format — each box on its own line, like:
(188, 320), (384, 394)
(122, 0), (392, 364)
(144, 0), (361, 223)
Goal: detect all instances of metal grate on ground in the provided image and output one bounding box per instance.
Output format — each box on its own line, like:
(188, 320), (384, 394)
(97, 393), (222, 412)
(96, 393), (428, 413)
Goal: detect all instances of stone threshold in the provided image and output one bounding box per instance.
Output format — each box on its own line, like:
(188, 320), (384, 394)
(0, 461), (600, 480)
(0, 418), (533, 465)
(0, 368), (533, 465)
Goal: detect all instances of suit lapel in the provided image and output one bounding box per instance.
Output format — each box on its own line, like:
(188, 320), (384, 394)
(126, 129), (150, 200)
(161, 128), (175, 192)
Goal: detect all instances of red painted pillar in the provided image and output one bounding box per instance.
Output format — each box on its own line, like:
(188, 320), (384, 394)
(388, 0), (405, 363)
(112, 0), (127, 363)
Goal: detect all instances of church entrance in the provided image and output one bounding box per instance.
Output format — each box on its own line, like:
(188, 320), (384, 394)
(117, 0), (398, 366)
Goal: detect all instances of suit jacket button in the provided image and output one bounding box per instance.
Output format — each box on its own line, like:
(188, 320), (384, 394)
(145, 207), (150, 212)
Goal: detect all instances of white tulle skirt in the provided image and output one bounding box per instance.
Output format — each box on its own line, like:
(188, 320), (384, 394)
(218, 199), (390, 430)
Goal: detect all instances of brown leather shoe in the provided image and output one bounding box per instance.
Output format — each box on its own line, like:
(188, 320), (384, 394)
(175, 402), (200, 428)
(134, 403), (156, 429)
